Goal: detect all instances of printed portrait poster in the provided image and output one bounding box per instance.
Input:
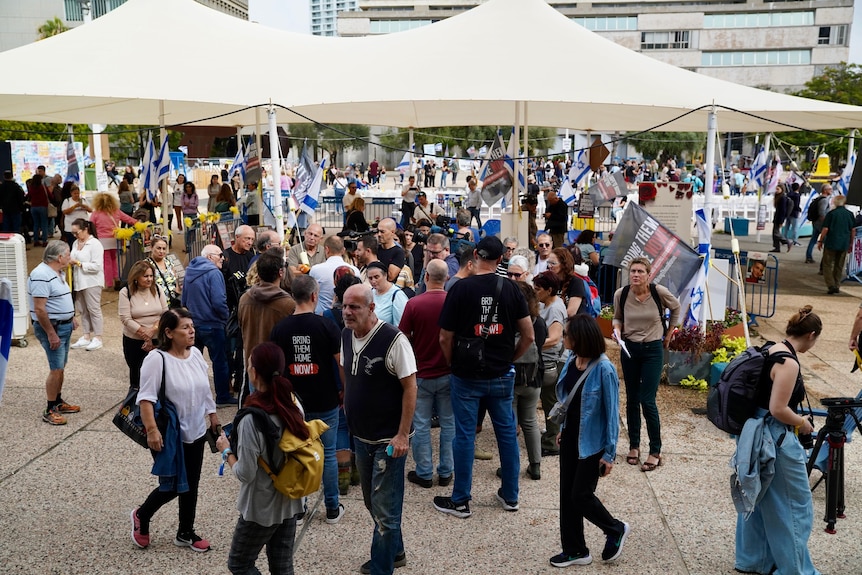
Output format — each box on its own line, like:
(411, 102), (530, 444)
(745, 252), (767, 284)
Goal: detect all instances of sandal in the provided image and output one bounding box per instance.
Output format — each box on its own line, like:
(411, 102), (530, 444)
(626, 449), (640, 466)
(641, 454), (662, 472)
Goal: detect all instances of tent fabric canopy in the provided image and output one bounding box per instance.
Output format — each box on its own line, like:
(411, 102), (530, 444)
(0, 0), (861, 132)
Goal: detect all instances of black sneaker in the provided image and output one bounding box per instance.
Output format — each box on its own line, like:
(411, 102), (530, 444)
(433, 496), (472, 518)
(407, 470), (433, 488)
(495, 488), (519, 511)
(550, 552), (592, 567)
(360, 551), (406, 574)
(174, 532), (211, 552)
(601, 522), (630, 562)
(438, 475), (452, 487)
(325, 503), (344, 525)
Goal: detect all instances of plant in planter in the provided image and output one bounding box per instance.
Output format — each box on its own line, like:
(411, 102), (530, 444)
(596, 305), (615, 338)
(723, 307), (746, 339)
(664, 322), (726, 385)
(708, 335), (748, 385)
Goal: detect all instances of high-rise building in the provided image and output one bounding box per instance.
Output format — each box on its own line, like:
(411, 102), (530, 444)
(311, 0), (358, 36)
(0, 0), (249, 53)
(337, 0), (854, 92)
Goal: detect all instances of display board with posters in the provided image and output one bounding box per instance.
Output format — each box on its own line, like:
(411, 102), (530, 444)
(636, 181), (693, 239)
(8, 140), (85, 186)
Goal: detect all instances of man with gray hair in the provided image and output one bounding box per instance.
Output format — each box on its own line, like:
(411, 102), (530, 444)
(224, 224), (256, 394)
(29, 240), (78, 425)
(309, 235), (359, 314)
(496, 236), (518, 277)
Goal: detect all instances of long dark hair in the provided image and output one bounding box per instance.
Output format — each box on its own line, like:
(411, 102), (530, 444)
(243, 342), (309, 440)
(157, 308), (193, 351)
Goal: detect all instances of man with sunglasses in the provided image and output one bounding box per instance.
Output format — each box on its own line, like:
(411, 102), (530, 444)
(496, 237), (518, 277)
(182, 244), (235, 406)
(533, 233), (553, 275)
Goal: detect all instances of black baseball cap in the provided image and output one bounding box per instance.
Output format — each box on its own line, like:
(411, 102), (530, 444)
(476, 236), (504, 261)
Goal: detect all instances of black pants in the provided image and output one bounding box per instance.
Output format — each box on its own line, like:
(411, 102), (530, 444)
(559, 426), (623, 557)
(137, 436), (206, 536)
(122, 335), (150, 391)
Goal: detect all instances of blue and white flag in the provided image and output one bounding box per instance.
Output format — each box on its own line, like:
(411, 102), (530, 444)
(397, 149), (411, 175)
(292, 142), (316, 209)
(140, 132), (158, 201)
(478, 130), (512, 206)
(156, 136), (171, 185)
(837, 149), (856, 195)
(766, 155), (782, 195)
(558, 148), (591, 207)
(300, 158), (326, 216)
(680, 209), (711, 328)
(0, 279), (13, 402)
(229, 141), (246, 185)
(504, 128), (525, 209)
(747, 146), (767, 192)
(65, 138), (79, 184)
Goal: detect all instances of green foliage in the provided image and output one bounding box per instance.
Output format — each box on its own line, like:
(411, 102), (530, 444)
(37, 17), (68, 39)
(679, 374), (709, 391)
(724, 307), (742, 327)
(668, 322), (725, 355)
(0, 121), (89, 143)
(377, 126), (557, 159)
(710, 335), (748, 365)
(778, 63), (862, 167)
(628, 131), (706, 164)
(599, 304), (614, 320)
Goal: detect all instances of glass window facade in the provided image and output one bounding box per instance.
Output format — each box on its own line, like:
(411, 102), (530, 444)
(572, 16), (637, 31)
(701, 49), (811, 66)
(641, 30), (690, 50)
(370, 19), (432, 33)
(704, 11), (813, 28)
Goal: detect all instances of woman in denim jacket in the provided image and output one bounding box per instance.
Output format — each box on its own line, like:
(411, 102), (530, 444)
(549, 314), (630, 568)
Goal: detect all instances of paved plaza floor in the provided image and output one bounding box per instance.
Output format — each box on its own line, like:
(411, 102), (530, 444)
(1, 224), (861, 574)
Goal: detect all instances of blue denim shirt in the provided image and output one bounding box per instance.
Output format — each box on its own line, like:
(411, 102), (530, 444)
(555, 353), (619, 463)
(151, 400), (189, 494)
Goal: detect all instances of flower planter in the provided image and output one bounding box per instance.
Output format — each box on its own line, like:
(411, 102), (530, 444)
(710, 362), (728, 386)
(597, 317), (615, 339)
(724, 322), (745, 340)
(664, 350), (712, 386)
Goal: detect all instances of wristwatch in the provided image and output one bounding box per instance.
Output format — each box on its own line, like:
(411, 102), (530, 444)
(222, 448), (233, 462)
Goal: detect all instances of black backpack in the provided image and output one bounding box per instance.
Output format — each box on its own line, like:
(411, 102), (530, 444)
(706, 342), (797, 434)
(806, 196), (825, 222)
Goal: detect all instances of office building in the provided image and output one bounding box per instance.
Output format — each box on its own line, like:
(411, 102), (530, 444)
(312, 0), (358, 36)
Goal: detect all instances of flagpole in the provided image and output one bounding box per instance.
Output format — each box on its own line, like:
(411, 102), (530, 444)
(159, 100), (169, 230)
(268, 104), (284, 240)
(408, 128), (414, 189)
(522, 101), (528, 218)
(755, 133), (772, 243)
(703, 106), (717, 243)
(849, 129), (857, 172)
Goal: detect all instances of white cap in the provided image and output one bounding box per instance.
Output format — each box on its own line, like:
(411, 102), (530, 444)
(574, 263), (590, 277)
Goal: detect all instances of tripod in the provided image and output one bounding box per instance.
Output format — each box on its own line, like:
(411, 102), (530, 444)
(806, 397), (862, 534)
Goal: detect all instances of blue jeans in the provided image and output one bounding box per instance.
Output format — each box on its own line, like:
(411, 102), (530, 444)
(305, 407), (340, 512)
(412, 375), (454, 480)
(806, 227), (821, 261)
(735, 417), (821, 575)
(354, 439), (406, 575)
(33, 321), (73, 370)
(193, 324), (231, 403)
(782, 216), (800, 243)
(31, 206), (49, 244)
(450, 371), (519, 504)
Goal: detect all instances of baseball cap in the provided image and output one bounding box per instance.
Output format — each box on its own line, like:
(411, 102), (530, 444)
(417, 191), (427, 197)
(476, 236), (504, 261)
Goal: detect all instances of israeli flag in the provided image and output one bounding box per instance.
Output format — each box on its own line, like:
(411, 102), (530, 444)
(65, 138), (80, 184)
(300, 158), (326, 216)
(559, 148), (590, 207)
(0, 279), (12, 402)
(231, 142), (246, 184)
(681, 209), (711, 328)
(397, 150), (411, 175)
(747, 146), (767, 191)
(140, 132), (158, 201)
(155, 136), (171, 185)
(838, 150), (856, 195)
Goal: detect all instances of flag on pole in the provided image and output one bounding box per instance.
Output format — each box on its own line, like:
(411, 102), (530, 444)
(156, 136), (171, 185)
(300, 158), (326, 216)
(0, 279), (13, 402)
(292, 141), (316, 208)
(65, 138), (80, 184)
(140, 132), (158, 201)
(397, 150), (411, 175)
(230, 141), (246, 184)
(478, 130), (512, 206)
(558, 148), (591, 206)
(680, 209), (712, 328)
(746, 145), (768, 191)
(766, 154), (782, 195)
(245, 138), (261, 185)
(837, 149), (856, 195)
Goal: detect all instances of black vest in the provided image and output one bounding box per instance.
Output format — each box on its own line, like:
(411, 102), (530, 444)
(343, 321), (405, 442)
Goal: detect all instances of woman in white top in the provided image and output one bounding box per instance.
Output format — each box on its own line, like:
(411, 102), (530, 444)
(69, 218), (105, 351)
(132, 308), (219, 553)
(119, 260), (168, 391)
(171, 174), (186, 232)
(60, 185), (92, 247)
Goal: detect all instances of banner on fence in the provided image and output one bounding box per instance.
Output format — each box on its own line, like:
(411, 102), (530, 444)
(849, 226), (862, 278)
(602, 202), (701, 296)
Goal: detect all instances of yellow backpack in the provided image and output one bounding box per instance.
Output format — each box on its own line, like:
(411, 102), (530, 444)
(257, 418), (329, 499)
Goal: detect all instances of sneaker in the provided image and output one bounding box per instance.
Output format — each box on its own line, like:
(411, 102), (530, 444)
(496, 488), (519, 512)
(54, 401), (80, 414)
(601, 522), (630, 562)
(130, 508), (149, 549)
(85, 339), (103, 351)
(550, 552), (593, 567)
(325, 503), (345, 525)
(433, 496), (472, 518)
(42, 408), (67, 425)
(474, 444), (493, 460)
(295, 501), (308, 526)
(174, 532), (211, 552)
(360, 551), (406, 574)
(70, 337), (91, 349)
(527, 462), (541, 480)
(216, 397), (239, 407)
(407, 470), (433, 488)
(438, 475), (452, 487)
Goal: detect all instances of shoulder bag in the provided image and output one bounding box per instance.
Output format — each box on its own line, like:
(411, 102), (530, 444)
(112, 351), (169, 448)
(547, 357), (598, 426)
(451, 276), (503, 377)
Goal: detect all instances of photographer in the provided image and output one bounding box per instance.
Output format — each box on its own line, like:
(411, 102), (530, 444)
(411, 192), (445, 225)
(733, 306), (821, 575)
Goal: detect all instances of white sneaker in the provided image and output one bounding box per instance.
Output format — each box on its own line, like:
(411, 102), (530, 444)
(70, 337), (91, 349)
(85, 339), (103, 351)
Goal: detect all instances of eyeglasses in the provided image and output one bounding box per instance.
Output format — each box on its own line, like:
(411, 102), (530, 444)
(507, 271), (524, 279)
(546, 261), (559, 268)
(425, 248), (444, 256)
(538, 243), (551, 248)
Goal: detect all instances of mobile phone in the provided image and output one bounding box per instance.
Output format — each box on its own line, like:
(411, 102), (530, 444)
(222, 422), (233, 438)
(205, 424), (222, 453)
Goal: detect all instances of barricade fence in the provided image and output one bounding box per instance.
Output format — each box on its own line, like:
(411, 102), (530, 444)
(713, 249), (779, 325)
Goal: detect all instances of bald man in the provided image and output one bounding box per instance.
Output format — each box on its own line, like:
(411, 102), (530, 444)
(288, 223), (326, 275)
(376, 218), (406, 282)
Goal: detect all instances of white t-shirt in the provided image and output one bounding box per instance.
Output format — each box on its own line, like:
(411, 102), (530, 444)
(61, 197), (91, 232)
(340, 319), (417, 380)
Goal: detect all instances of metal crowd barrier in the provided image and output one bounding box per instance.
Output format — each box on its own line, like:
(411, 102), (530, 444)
(714, 250), (779, 326)
(316, 197), (398, 231)
(183, 216), (242, 262)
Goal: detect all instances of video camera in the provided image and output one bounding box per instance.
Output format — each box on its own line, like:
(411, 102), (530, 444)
(337, 229), (377, 252)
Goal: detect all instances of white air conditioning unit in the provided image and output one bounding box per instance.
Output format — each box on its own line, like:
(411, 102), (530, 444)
(0, 234), (31, 344)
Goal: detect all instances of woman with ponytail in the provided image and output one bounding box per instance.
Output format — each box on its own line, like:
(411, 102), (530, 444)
(217, 341), (307, 575)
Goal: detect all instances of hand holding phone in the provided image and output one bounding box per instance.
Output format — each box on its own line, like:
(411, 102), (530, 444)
(205, 424), (222, 453)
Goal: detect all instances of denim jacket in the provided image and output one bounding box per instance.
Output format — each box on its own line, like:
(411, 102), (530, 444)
(555, 353), (619, 463)
(730, 410), (776, 519)
(151, 400), (189, 494)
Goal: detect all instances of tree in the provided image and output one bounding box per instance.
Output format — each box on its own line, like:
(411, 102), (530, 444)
(37, 17), (68, 40)
(288, 123), (370, 168)
(778, 63), (862, 168)
(377, 125), (557, 159)
(628, 131), (706, 165)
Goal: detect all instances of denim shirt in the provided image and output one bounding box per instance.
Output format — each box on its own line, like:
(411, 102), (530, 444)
(555, 353), (619, 463)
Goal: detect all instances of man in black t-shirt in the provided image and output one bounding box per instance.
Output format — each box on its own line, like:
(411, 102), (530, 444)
(269, 275), (344, 523)
(434, 236), (534, 519)
(543, 191), (569, 248)
(376, 218), (406, 282)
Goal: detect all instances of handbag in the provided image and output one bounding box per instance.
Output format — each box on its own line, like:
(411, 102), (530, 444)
(547, 357), (598, 426)
(47, 203), (58, 218)
(451, 276), (503, 377)
(149, 259), (181, 308)
(112, 351), (169, 448)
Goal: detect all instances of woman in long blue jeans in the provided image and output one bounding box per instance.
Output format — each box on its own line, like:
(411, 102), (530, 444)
(734, 306), (822, 575)
(612, 257), (680, 472)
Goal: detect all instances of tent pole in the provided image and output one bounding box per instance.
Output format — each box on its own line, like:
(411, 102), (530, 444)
(512, 101), (520, 214)
(703, 106), (717, 242)
(91, 124), (105, 192)
(755, 133), (772, 244)
(268, 104), (284, 240)
(523, 101), (528, 217)
(159, 100), (169, 230)
(409, 128), (414, 183)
